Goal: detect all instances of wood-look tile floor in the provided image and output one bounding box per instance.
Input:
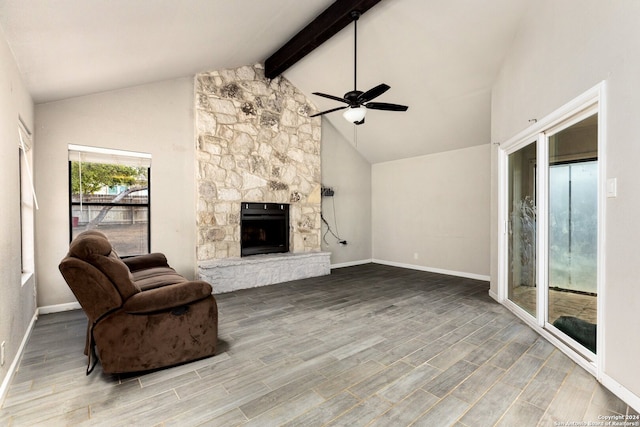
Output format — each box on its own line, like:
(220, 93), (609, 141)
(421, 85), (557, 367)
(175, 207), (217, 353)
(1, 264), (636, 426)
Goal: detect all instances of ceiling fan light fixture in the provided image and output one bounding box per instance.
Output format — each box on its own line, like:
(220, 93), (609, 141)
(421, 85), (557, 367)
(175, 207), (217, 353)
(343, 106), (366, 123)
(310, 10), (408, 124)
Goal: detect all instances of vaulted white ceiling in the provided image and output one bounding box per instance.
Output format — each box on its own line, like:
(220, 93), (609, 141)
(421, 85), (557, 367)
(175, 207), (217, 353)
(0, 0), (529, 163)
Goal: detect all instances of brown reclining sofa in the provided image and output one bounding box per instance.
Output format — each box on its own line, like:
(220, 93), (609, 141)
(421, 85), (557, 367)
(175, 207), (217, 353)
(59, 230), (218, 374)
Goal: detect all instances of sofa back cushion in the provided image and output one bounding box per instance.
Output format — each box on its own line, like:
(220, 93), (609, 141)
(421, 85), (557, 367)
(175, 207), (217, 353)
(59, 257), (123, 322)
(67, 230), (111, 258)
(67, 231), (140, 300)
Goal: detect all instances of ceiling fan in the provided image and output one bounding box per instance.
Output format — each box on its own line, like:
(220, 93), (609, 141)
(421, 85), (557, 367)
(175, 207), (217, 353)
(310, 10), (408, 125)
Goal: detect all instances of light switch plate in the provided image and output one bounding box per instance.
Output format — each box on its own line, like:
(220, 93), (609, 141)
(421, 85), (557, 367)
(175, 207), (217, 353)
(607, 178), (617, 198)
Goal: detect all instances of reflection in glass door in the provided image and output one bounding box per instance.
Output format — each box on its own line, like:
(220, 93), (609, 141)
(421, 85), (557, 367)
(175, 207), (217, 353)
(507, 142), (537, 317)
(548, 161), (598, 294)
(547, 114), (598, 356)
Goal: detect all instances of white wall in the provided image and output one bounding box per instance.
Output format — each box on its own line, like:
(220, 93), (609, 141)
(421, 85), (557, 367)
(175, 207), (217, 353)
(372, 144), (491, 279)
(320, 120), (372, 266)
(491, 0), (640, 405)
(35, 78), (196, 307)
(0, 29), (35, 397)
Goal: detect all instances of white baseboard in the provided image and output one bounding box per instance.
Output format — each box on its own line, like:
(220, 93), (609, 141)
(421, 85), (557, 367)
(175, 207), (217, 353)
(330, 259), (373, 269)
(371, 259), (490, 282)
(488, 289), (499, 302)
(38, 301), (81, 315)
(0, 311), (38, 406)
(1, 302), (82, 405)
(601, 373), (640, 413)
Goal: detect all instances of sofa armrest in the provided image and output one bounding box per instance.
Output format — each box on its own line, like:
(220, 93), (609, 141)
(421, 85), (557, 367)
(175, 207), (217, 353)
(123, 281), (213, 314)
(121, 253), (169, 272)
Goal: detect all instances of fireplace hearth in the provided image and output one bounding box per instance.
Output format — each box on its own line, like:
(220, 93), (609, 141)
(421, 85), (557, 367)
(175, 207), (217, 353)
(241, 202), (289, 257)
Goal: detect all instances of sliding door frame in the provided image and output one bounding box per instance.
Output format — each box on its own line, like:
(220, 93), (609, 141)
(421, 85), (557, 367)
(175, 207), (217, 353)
(497, 81), (606, 379)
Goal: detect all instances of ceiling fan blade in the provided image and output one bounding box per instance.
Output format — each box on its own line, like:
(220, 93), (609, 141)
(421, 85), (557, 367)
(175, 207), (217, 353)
(312, 92), (350, 104)
(365, 102), (409, 112)
(357, 84), (390, 103)
(309, 105), (348, 118)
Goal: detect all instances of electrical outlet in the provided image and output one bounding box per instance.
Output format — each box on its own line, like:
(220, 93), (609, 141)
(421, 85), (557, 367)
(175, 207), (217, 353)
(1, 341), (5, 366)
(413, 252), (419, 260)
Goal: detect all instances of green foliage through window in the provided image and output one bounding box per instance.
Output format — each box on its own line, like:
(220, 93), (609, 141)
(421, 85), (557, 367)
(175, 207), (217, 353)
(70, 161), (148, 194)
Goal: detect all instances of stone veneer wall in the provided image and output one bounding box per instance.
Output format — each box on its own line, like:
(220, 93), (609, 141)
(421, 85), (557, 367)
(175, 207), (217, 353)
(195, 64), (321, 260)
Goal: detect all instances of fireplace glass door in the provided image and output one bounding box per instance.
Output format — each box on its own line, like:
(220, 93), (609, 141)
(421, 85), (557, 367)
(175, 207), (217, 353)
(240, 203), (289, 256)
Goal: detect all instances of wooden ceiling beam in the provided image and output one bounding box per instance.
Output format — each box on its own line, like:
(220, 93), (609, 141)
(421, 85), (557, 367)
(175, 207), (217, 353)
(264, 0), (382, 79)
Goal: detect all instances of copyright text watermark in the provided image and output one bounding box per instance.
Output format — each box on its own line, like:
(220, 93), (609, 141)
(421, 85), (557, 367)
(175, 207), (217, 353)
(553, 414), (639, 427)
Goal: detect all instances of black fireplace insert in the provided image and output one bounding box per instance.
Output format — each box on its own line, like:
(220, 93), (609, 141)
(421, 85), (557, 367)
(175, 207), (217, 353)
(240, 202), (289, 257)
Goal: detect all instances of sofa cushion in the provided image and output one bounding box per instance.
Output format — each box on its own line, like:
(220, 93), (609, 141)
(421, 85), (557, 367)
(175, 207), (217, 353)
(68, 231), (112, 259)
(132, 267), (188, 291)
(67, 231), (140, 298)
(89, 253), (141, 299)
(58, 257), (123, 321)
(122, 253), (170, 272)
(123, 281), (212, 314)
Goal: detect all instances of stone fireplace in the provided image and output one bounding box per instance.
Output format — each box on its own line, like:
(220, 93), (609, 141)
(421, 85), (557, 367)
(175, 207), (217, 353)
(195, 64), (330, 292)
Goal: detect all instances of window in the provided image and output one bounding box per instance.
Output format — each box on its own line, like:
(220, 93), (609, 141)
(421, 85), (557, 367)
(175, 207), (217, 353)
(69, 145), (151, 256)
(19, 121), (36, 281)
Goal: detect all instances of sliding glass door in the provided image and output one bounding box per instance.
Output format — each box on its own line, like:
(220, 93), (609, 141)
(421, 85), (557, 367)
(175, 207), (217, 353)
(500, 89), (602, 369)
(546, 114), (598, 357)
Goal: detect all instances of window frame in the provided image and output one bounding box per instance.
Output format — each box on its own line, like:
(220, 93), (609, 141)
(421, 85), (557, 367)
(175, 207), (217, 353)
(68, 145), (152, 256)
(18, 120), (36, 284)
